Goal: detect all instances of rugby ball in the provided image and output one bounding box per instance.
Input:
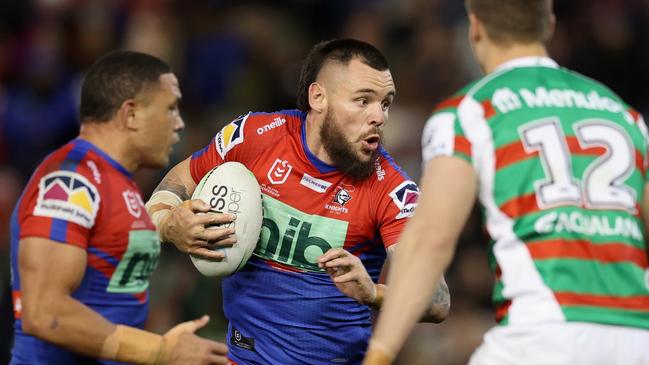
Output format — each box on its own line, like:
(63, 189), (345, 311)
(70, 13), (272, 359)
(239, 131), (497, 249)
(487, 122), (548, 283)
(190, 162), (263, 277)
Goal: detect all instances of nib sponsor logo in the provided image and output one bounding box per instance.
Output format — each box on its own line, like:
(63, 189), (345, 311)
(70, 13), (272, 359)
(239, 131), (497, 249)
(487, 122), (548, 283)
(389, 180), (419, 219)
(34, 171), (100, 228)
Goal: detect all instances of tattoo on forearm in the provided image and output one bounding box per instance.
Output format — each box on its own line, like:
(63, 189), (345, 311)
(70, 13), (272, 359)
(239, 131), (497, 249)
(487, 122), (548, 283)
(432, 279), (450, 310)
(153, 179), (190, 201)
(425, 277), (450, 322)
(49, 316), (59, 330)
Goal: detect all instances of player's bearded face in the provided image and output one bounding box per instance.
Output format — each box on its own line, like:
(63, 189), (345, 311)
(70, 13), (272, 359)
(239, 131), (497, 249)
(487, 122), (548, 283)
(320, 109), (382, 181)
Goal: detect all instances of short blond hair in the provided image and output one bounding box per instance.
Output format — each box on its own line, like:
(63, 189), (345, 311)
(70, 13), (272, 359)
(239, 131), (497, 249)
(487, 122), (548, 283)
(466, 0), (554, 44)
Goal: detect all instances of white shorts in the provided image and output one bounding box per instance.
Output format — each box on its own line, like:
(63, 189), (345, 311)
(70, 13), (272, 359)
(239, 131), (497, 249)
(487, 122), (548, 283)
(468, 322), (649, 365)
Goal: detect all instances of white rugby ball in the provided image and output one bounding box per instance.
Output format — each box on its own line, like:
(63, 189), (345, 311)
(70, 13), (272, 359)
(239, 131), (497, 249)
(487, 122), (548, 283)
(190, 162), (263, 277)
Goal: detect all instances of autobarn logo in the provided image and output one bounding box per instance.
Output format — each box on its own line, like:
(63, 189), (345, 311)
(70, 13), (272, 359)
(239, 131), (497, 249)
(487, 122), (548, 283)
(215, 113), (248, 159)
(34, 171), (100, 228)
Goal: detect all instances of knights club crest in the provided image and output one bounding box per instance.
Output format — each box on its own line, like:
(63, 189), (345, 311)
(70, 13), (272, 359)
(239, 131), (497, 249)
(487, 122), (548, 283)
(332, 185), (353, 206)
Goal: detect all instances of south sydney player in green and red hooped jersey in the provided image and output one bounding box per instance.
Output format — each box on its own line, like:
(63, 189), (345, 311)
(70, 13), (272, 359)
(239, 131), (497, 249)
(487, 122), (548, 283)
(10, 139), (160, 364)
(190, 109), (419, 364)
(423, 57), (649, 330)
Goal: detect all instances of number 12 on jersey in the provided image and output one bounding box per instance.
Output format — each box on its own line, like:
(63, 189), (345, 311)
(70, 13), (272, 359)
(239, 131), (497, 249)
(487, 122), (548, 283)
(518, 117), (637, 213)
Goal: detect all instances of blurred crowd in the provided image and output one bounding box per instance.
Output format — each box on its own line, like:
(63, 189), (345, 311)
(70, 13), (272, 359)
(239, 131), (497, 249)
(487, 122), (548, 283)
(1, 0), (648, 364)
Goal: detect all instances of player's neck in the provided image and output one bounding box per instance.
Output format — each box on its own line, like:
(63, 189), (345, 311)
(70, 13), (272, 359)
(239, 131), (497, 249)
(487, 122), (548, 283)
(482, 42), (549, 74)
(78, 122), (139, 172)
(305, 112), (335, 165)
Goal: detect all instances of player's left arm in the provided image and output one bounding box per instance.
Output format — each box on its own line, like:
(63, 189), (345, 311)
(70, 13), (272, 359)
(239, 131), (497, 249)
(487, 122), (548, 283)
(318, 180), (448, 321)
(379, 246), (450, 323)
(363, 156), (477, 364)
(317, 246), (450, 323)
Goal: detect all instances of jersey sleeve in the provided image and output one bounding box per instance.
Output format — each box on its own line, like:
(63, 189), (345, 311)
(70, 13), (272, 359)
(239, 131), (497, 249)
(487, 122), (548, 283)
(373, 166), (420, 249)
(19, 163), (101, 249)
(190, 113), (252, 183)
(627, 108), (649, 180)
(421, 103), (472, 166)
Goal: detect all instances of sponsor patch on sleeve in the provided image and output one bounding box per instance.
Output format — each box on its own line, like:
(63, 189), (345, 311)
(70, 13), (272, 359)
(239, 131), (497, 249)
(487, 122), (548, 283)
(388, 180), (419, 219)
(33, 171), (101, 228)
(215, 113), (250, 159)
(421, 112), (456, 163)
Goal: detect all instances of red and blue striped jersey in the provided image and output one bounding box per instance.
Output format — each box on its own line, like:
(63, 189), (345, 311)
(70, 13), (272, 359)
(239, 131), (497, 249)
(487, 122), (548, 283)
(190, 110), (419, 365)
(10, 138), (160, 364)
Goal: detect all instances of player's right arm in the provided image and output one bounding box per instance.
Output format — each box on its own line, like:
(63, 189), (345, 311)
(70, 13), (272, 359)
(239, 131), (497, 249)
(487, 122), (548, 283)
(630, 111), (649, 257)
(19, 236), (229, 364)
(146, 157), (236, 260)
(147, 113), (262, 258)
(643, 184), (649, 257)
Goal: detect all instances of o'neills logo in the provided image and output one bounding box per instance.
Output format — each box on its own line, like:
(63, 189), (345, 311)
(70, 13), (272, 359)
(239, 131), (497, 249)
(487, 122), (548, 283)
(257, 117), (286, 135)
(375, 160), (386, 181)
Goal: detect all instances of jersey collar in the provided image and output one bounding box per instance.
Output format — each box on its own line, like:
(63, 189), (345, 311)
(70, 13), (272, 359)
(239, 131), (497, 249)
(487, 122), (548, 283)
(494, 56), (558, 72)
(300, 114), (337, 174)
(74, 138), (133, 178)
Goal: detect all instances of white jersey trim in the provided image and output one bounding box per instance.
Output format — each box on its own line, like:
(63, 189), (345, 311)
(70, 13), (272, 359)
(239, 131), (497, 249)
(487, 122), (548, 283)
(457, 94), (565, 325)
(494, 57), (559, 73)
(421, 112), (456, 165)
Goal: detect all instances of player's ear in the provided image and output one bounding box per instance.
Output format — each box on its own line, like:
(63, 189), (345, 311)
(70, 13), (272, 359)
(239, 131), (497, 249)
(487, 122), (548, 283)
(468, 13), (482, 44)
(118, 99), (138, 131)
(546, 13), (556, 42)
(308, 82), (326, 113)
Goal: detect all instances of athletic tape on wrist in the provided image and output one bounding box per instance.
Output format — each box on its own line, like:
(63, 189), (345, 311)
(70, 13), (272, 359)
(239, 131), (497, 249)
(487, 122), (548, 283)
(100, 325), (165, 365)
(145, 191), (183, 211)
(365, 339), (396, 365)
(145, 191), (183, 228)
(370, 284), (386, 310)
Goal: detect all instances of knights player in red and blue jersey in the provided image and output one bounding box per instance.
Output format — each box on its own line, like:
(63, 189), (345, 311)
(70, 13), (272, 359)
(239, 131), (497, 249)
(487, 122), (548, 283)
(147, 39), (451, 365)
(10, 51), (228, 365)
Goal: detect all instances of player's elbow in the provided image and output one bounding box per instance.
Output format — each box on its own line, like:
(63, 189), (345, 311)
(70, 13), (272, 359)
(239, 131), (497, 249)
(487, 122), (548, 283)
(422, 299), (450, 323)
(20, 297), (55, 338)
(420, 276), (451, 323)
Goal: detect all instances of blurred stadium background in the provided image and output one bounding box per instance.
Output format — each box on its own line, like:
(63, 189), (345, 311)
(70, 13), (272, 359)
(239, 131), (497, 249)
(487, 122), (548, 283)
(0, 0), (648, 364)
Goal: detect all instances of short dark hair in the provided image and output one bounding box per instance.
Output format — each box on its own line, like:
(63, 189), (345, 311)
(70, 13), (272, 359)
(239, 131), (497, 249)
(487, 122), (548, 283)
(466, 0), (553, 44)
(80, 51), (171, 123)
(296, 38), (389, 112)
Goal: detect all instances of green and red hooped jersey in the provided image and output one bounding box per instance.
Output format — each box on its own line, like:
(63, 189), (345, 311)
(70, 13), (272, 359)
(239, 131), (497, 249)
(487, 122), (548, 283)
(190, 109), (419, 364)
(422, 57), (649, 330)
